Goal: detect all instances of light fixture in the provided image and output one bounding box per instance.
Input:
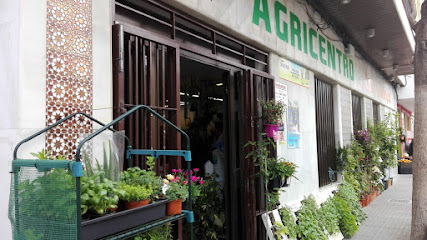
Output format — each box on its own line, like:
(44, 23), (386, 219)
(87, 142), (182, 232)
(366, 28), (375, 38)
(382, 49), (390, 58)
(216, 83), (223, 87)
(341, 0), (351, 4)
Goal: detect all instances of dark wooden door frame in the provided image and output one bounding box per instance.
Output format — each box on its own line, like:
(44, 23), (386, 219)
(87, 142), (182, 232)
(112, 23), (181, 170)
(241, 69), (275, 240)
(113, 22), (275, 240)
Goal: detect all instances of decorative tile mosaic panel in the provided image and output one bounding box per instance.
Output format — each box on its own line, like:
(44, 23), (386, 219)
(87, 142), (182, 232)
(45, 0), (92, 160)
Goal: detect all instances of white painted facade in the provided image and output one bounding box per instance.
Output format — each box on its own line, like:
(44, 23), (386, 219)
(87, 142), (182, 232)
(0, 0), (401, 238)
(160, 0), (397, 205)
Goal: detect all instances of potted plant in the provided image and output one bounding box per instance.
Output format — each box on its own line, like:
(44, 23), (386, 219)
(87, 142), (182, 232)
(164, 181), (188, 215)
(164, 168), (204, 215)
(260, 100), (285, 138)
(269, 159), (297, 188)
(120, 184), (153, 210)
(81, 172), (126, 218)
(245, 137), (297, 191)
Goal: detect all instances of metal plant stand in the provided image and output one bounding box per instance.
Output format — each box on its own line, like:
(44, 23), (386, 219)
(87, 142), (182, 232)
(10, 105), (194, 240)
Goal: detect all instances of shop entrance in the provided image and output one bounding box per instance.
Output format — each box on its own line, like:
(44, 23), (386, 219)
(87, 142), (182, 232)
(179, 54), (244, 239)
(112, 22), (275, 240)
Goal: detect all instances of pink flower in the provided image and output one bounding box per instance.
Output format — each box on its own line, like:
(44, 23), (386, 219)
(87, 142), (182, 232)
(191, 176), (198, 182)
(177, 169), (183, 172)
(172, 169), (177, 173)
(183, 181), (188, 185)
(194, 168), (199, 172)
(199, 180), (204, 184)
(175, 176), (180, 180)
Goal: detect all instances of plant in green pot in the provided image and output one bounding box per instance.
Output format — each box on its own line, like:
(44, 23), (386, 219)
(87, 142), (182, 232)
(164, 181), (188, 215)
(260, 99), (285, 138)
(120, 184), (153, 210)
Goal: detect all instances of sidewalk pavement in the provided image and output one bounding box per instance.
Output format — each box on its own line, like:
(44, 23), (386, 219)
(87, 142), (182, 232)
(350, 174), (412, 240)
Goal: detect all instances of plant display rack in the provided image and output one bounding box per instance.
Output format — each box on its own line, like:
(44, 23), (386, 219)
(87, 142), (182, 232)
(10, 105), (194, 240)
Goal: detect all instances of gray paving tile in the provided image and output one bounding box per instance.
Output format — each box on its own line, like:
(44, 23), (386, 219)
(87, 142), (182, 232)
(349, 174), (412, 240)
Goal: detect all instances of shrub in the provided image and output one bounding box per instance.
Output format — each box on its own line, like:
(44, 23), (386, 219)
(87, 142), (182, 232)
(296, 196), (327, 240)
(318, 199), (340, 235)
(331, 196), (358, 238)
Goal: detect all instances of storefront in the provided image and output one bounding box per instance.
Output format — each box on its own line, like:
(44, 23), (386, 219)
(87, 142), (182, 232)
(109, 0), (397, 238)
(1, 0), (402, 239)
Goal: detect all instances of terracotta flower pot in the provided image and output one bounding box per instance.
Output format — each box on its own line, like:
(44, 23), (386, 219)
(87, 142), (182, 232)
(265, 124), (279, 138)
(370, 192), (376, 202)
(360, 198), (368, 208)
(125, 199), (150, 210)
(166, 199), (182, 215)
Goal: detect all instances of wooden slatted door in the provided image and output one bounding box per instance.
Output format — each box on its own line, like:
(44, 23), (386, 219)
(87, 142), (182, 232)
(113, 24), (181, 173)
(240, 69), (274, 240)
(314, 78), (336, 187)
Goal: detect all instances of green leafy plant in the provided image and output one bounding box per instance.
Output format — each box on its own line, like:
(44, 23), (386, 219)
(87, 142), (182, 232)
(189, 174), (226, 240)
(245, 137), (298, 184)
(295, 195), (327, 240)
(278, 207), (298, 239)
(273, 222), (289, 238)
(18, 168), (76, 219)
(318, 199), (340, 235)
(80, 172), (126, 216)
(331, 196), (358, 238)
(121, 165), (163, 200)
(24, 229), (44, 240)
(30, 148), (66, 160)
(266, 191), (281, 211)
(165, 182), (188, 202)
(134, 223), (173, 240)
(334, 181), (366, 224)
(260, 99), (285, 124)
(119, 184), (153, 202)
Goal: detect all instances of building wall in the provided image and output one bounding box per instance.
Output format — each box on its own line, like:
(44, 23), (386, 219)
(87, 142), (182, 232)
(0, 0), (47, 237)
(159, 0), (399, 205)
(162, 0), (396, 110)
(340, 86), (353, 146)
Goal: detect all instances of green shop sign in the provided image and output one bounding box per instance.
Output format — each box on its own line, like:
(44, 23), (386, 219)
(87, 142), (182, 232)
(252, 0), (354, 80)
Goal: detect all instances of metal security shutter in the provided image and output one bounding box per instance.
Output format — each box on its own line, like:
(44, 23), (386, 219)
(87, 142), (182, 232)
(352, 94), (362, 132)
(315, 78), (336, 187)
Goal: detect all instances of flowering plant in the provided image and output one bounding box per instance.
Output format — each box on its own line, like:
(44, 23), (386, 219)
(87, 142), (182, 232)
(165, 181), (188, 201)
(398, 159), (412, 163)
(260, 100), (285, 125)
(163, 168), (203, 201)
(264, 158), (298, 181)
(354, 129), (371, 145)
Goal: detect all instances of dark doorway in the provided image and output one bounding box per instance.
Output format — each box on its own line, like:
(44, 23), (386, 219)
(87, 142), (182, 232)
(180, 57), (227, 176)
